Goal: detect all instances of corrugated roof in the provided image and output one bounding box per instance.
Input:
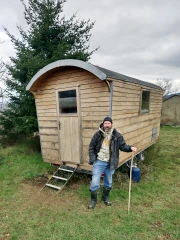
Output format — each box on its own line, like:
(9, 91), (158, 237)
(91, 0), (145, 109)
(163, 93), (180, 101)
(95, 65), (163, 90)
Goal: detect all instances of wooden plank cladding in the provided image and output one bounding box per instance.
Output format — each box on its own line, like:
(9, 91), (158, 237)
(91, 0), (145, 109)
(38, 120), (57, 128)
(41, 141), (59, 150)
(42, 149), (59, 161)
(109, 79), (163, 165)
(27, 60), (163, 170)
(34, 66), (110, 165)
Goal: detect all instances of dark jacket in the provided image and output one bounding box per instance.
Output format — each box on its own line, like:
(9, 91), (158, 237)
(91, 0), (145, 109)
(89, 124), (132, 170)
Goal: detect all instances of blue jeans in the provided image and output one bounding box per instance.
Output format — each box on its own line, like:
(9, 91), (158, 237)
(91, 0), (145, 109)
(90, 160), (115, 191)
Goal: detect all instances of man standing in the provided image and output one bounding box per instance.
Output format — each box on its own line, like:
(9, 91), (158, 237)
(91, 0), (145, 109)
(88, 117), (137, 209)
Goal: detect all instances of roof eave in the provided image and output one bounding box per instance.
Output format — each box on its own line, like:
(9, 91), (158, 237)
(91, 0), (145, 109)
(106, 76), (163, 91)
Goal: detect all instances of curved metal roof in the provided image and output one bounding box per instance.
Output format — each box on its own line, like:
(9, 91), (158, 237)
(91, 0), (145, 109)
(26, 59), (162, 91)
(26, 59), (107, 90)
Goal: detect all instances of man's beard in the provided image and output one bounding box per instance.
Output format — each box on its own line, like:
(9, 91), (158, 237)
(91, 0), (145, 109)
(104, 127), (111, 133)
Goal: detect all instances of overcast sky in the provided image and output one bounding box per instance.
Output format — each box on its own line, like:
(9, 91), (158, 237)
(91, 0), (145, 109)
(0, 0), (180, 89)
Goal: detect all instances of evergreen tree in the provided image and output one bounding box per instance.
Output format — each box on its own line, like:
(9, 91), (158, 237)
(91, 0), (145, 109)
(0, 0), (97, 140)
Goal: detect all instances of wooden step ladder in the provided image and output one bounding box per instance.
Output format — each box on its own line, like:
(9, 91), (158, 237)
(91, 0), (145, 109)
(41, 164), (78, 192)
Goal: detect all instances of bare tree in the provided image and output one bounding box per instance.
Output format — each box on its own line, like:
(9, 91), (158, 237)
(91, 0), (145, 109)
(156, 78), (178, 96)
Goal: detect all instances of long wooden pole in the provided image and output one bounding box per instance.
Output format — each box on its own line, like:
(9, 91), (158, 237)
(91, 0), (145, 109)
(128, 153), (134, 214)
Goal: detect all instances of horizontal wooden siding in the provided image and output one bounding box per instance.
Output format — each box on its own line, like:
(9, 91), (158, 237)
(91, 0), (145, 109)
(34, 67), (110, 164)
(111, 79), (163, 166)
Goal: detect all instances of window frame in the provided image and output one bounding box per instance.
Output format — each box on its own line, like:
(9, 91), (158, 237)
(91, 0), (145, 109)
(56, 87), (79, 117)
(140, 89), (151, 114)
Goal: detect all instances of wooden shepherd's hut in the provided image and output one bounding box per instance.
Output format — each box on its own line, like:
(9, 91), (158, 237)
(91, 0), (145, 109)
(26, 59), (164, 172)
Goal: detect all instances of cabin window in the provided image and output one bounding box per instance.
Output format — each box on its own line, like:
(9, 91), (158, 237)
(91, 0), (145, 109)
(141, 90), (150, 113)
(59, 89), (77, 114)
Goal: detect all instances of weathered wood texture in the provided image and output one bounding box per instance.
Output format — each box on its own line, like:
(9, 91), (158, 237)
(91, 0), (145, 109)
(35, 67), (109, 164)
(58, 116), (81, 164)
(81, 79), (163, 165)
(103, 79), (163, 165)
(34, 66), (163, 168)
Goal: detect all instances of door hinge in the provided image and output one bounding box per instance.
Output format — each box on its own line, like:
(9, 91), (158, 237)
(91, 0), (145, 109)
(58, 121), (61, 130)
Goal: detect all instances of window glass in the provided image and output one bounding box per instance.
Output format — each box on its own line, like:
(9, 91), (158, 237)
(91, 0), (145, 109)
(59, 89), (77, 114)
(141, 91), (150, 113)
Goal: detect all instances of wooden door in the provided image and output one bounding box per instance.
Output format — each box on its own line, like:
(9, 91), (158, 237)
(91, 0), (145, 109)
(56, 87), (81, 164)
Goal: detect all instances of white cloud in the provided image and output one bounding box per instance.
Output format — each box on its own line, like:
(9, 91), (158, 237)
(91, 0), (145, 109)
(0, 0), (179, 90)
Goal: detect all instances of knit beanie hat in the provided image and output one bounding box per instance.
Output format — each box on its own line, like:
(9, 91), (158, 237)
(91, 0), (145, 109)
(103, 117), (113, 123)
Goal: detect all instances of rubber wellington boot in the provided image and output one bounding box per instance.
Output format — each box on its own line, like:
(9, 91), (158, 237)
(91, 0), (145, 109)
(88, 190), (98, 209)
(102, 187), (112, 206)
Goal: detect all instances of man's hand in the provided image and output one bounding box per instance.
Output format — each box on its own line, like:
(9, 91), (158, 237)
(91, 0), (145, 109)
(131, 147), (137, 152)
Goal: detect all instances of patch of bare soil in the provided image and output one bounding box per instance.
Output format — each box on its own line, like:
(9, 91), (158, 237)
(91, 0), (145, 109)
(0, 234), (10, 240)
(19, 176), (89, 211)
(23, 176), (47, 188)
(155, 234), (172, 240)
(153, 220), (163, 229)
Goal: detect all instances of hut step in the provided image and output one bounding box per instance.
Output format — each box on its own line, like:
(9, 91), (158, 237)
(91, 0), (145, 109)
(58, 167), (73, 173)
(46, 184), (61, 190)
(41, 164), (78, 192)
(53, 176), (68, 181)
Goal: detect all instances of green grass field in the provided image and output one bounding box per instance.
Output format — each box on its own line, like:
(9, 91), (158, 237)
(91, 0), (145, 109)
(0, 126), (179, 240)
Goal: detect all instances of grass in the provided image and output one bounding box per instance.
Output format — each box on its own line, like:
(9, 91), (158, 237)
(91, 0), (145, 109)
(0, 126), (179, 240)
